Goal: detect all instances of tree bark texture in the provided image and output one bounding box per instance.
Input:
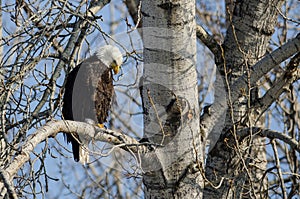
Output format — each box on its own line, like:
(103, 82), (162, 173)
(141, 0), (203, 198)
(204, 0), (284, 198)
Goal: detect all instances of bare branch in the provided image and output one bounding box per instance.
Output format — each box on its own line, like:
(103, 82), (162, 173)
(196, 25), (221, 58)
(0, 169), (18, 199)
(271, 140), (287, 199)
(271, 140), (288, 199)
(253, 52), (300, 119)
(125, 0), (142, 29)
(0, 120), (148, 194)
(89, 0), (111, 16)
(201, 34), (300, 145)
(238, 127), (300, 153)
(231, 33), (300, 98)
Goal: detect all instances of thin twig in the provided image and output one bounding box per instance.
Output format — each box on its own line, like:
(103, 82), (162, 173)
(271, 140), (287, 199)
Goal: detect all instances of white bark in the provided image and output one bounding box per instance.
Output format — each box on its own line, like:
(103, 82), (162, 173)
(141, 0), (202, 198)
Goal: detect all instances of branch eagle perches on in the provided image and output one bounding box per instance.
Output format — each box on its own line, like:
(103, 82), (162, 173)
(0, 120), (150, 196)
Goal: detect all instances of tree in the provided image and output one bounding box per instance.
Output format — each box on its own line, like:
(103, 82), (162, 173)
(0, 0), (299, 198)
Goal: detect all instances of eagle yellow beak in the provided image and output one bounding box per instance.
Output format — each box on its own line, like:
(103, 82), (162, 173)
(111, 62), (120, 74)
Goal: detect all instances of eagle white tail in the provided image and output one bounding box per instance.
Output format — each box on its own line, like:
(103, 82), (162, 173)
(79, 145), (89, 164)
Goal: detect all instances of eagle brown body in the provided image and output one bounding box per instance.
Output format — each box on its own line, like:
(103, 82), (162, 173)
(62, 45), (122, 162)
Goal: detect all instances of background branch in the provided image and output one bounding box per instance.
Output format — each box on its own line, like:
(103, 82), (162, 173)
(0, 169), (18, 199)
(196, 25), (221, 58)
(202, 34), (300, 137)
(231, 33), (300, 98)
(253, 52), (300, 119)
(238, 127), (300, 153)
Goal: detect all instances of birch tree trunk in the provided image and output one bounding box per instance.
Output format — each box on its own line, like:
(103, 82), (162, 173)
(141, 0), (203, 198)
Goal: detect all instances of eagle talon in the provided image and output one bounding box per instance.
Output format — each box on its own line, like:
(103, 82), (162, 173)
(98, 124), (105, 128)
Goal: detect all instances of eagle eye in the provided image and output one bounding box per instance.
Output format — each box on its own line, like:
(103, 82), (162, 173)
(111, 60), (117, 67)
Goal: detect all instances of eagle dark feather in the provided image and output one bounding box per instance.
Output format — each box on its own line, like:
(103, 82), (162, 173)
(62, 55), (114, 162)
(62, 64), (81, 161)
(95, 69), (114, 124)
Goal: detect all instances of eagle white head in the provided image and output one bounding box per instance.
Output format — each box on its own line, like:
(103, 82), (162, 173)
(96, 45), (123, 74)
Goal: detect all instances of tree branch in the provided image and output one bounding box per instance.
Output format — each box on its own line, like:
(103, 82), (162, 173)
(196, 25), (221, 58)
(0, 120), (148, 194)
(271, 140), (288, 199)
(238, 127), (300, 153)
(202, 34), (300, 137)
(231, 33), (300, 101)
(124, 0), (142, 28)
(253, 52), (300, 119)
(0, 169), (18, 199)
(89, 0), (111, 16)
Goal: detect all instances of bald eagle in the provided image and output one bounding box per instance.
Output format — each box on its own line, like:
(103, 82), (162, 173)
(62, 45), (123, 163)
